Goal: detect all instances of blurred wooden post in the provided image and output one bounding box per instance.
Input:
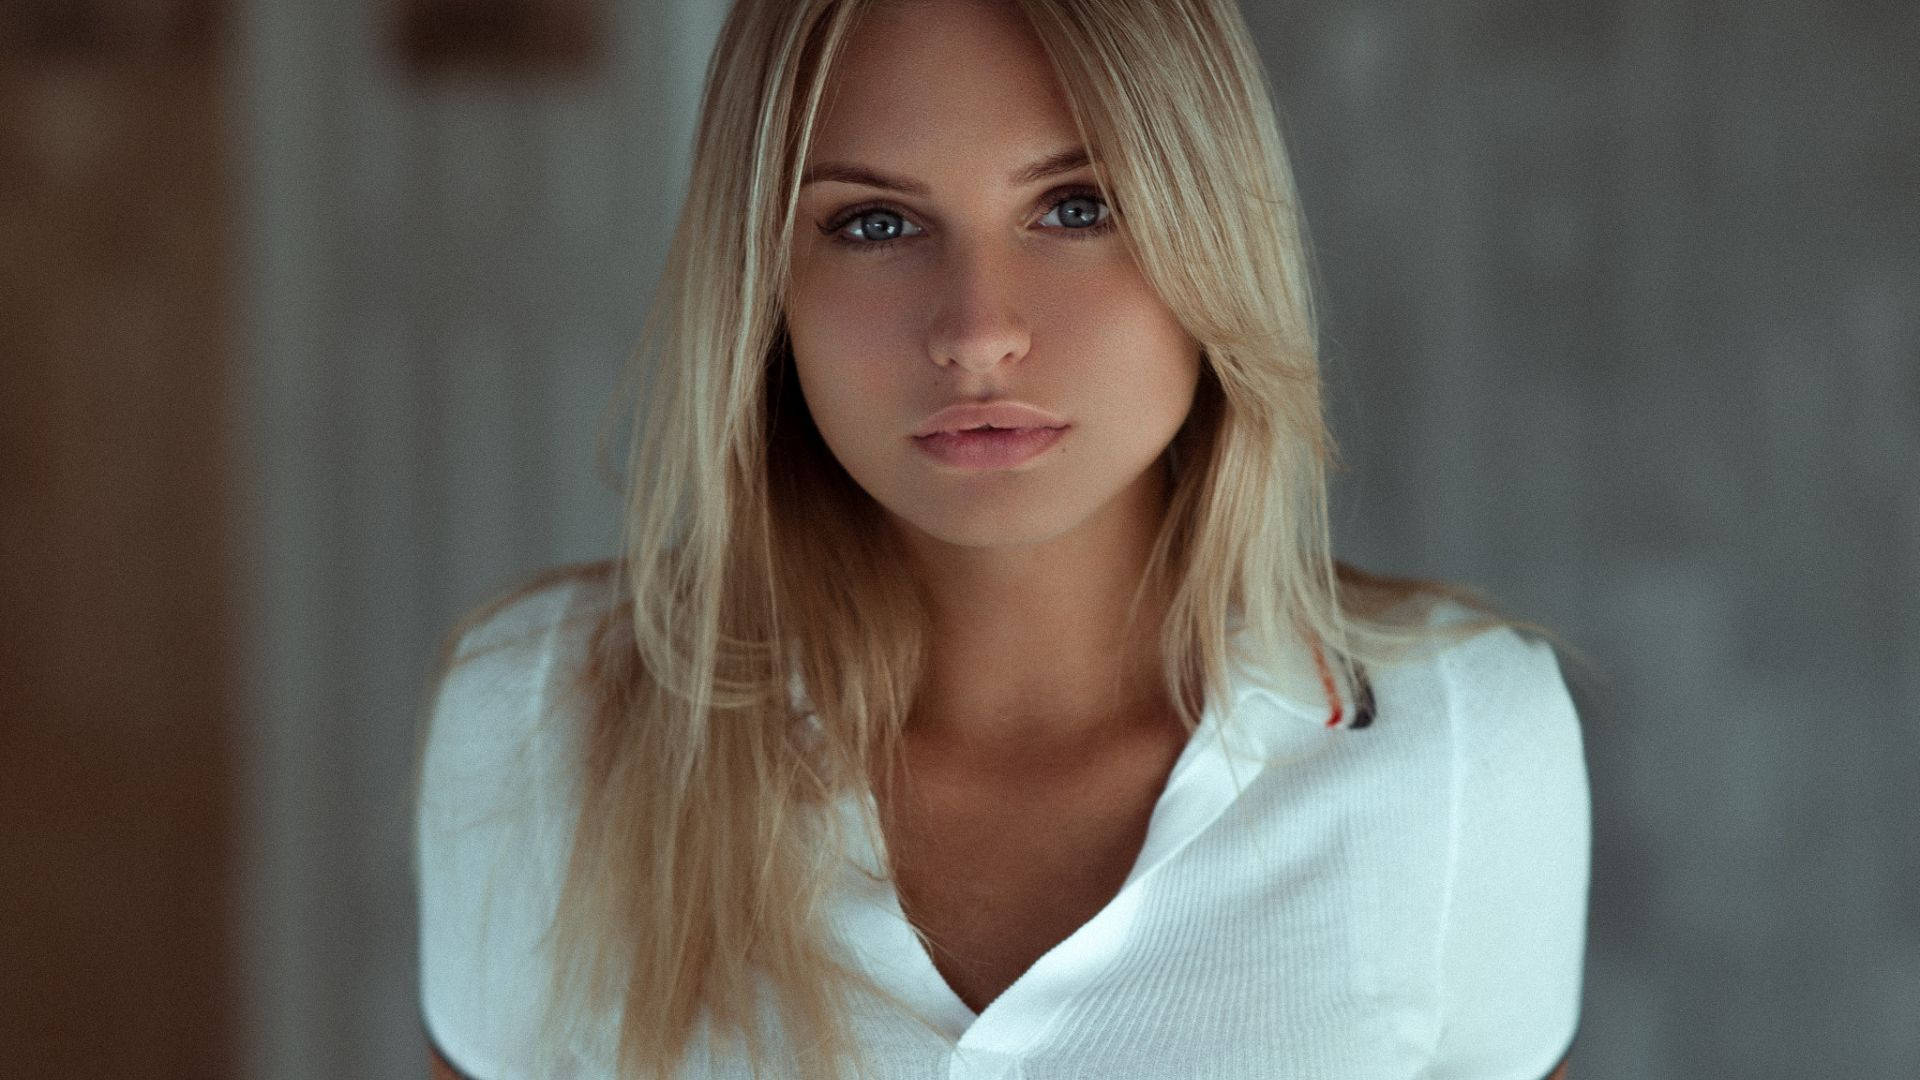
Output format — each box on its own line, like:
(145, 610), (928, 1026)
(0, 1), (234, 1077)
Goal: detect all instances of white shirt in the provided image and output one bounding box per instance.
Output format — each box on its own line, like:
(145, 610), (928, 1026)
(417, 577), (1589, 1079)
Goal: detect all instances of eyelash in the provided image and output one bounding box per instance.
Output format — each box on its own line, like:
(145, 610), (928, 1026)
(820, 185), (1118, 251)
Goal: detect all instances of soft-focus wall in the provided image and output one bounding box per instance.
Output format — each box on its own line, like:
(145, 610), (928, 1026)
(234, 0), (726, 1075)
(1245, 4), (1918, 1075)
(234, 0), (1918, 1077)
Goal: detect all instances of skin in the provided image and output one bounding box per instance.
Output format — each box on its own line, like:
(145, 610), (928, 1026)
(787, 0), (1201, 767)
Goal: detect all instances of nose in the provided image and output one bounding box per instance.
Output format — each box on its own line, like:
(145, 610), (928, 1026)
(923, 244), (1032, 374)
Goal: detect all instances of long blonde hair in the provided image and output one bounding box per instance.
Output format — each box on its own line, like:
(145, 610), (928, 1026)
(445, 0), (1499, 1075)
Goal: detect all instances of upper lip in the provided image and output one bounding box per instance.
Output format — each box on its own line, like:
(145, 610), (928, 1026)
(912, 401), (1069, 437)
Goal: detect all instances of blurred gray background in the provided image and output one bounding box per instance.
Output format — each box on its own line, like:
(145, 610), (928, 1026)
(232, 0), (1918, 1076)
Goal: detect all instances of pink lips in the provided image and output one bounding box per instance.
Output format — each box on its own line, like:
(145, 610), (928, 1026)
(912, 400), (1068, 436)
(910, 399), (1070, 470)
(914, 425), (1068, 469)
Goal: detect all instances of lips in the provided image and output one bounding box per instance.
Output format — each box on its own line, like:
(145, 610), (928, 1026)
(911, 400), (1069, 438)
(912, 424), (1067, 469)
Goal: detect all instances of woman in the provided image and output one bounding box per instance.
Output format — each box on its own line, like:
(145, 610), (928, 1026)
(414, 0), (1589, 1077)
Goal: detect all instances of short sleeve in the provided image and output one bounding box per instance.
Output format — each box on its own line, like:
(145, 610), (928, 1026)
(415, 579), (586, 1079)
(1428, 629), (1591, 1079)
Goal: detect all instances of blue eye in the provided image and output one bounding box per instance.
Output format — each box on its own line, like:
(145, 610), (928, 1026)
(835, 208), (924, 245)
(821, 186), (1118, 250)
(1040, 193), (1109, 231)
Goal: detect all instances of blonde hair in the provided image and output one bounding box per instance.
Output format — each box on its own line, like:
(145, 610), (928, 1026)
(426, 0), (1509, 1076)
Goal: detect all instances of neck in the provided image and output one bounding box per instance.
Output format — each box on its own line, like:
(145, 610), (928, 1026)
(892, 467), (1179, 762)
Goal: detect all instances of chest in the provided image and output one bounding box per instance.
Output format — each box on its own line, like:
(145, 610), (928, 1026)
(873, 739), (1183, 1014)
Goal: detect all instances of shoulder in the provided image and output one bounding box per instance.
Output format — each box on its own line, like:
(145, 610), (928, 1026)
(1354, 605), (1588, 874)
(416, 559), (619, 838)
(1385, 604), (1587, 828)
(427, 562), (615, 746)
(414, 562), (616, 1078)
(1413, 607), (1590, 1077)
(414, 559), (622, 900)
(1421, 606), (1589, 870)
(416, 562), (623, 844)
(1398, 600), (1582, 750)
(1337, 568), (1579, 740)
(443, 560), (615, 671)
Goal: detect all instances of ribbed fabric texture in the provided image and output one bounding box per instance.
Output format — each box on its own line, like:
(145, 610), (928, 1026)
(417, 578), (1589, 1080)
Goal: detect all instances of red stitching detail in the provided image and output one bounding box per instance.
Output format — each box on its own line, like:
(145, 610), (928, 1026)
(1310, 640), (1344, 728)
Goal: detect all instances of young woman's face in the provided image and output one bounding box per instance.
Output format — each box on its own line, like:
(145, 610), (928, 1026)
(784, 0), (1200, 551)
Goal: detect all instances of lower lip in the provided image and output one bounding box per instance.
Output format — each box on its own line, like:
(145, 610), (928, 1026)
(912, 426), (1068, 469)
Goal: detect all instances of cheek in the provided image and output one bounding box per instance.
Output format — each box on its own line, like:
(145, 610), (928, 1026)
(785, 291), (905, 452)
(788, 259), (915, 358)
(1045, 279), (1200, 426)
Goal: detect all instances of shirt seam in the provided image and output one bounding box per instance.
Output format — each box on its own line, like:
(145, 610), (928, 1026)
(1425, 642), (1468, 1067)
(527, 579), (578, 736)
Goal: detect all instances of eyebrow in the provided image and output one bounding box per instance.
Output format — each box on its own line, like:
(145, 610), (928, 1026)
(799, 146), (1094, 196)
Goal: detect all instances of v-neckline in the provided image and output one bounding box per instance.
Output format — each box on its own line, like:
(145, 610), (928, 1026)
(827, 686), (1274, 1055)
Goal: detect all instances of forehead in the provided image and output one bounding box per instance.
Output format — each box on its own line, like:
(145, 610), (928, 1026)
(807, 0), (1081, 163)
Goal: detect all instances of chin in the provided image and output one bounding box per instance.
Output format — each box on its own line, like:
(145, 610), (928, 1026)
(888, 504), (1080, 550)
(882, 485), (1099, 551)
